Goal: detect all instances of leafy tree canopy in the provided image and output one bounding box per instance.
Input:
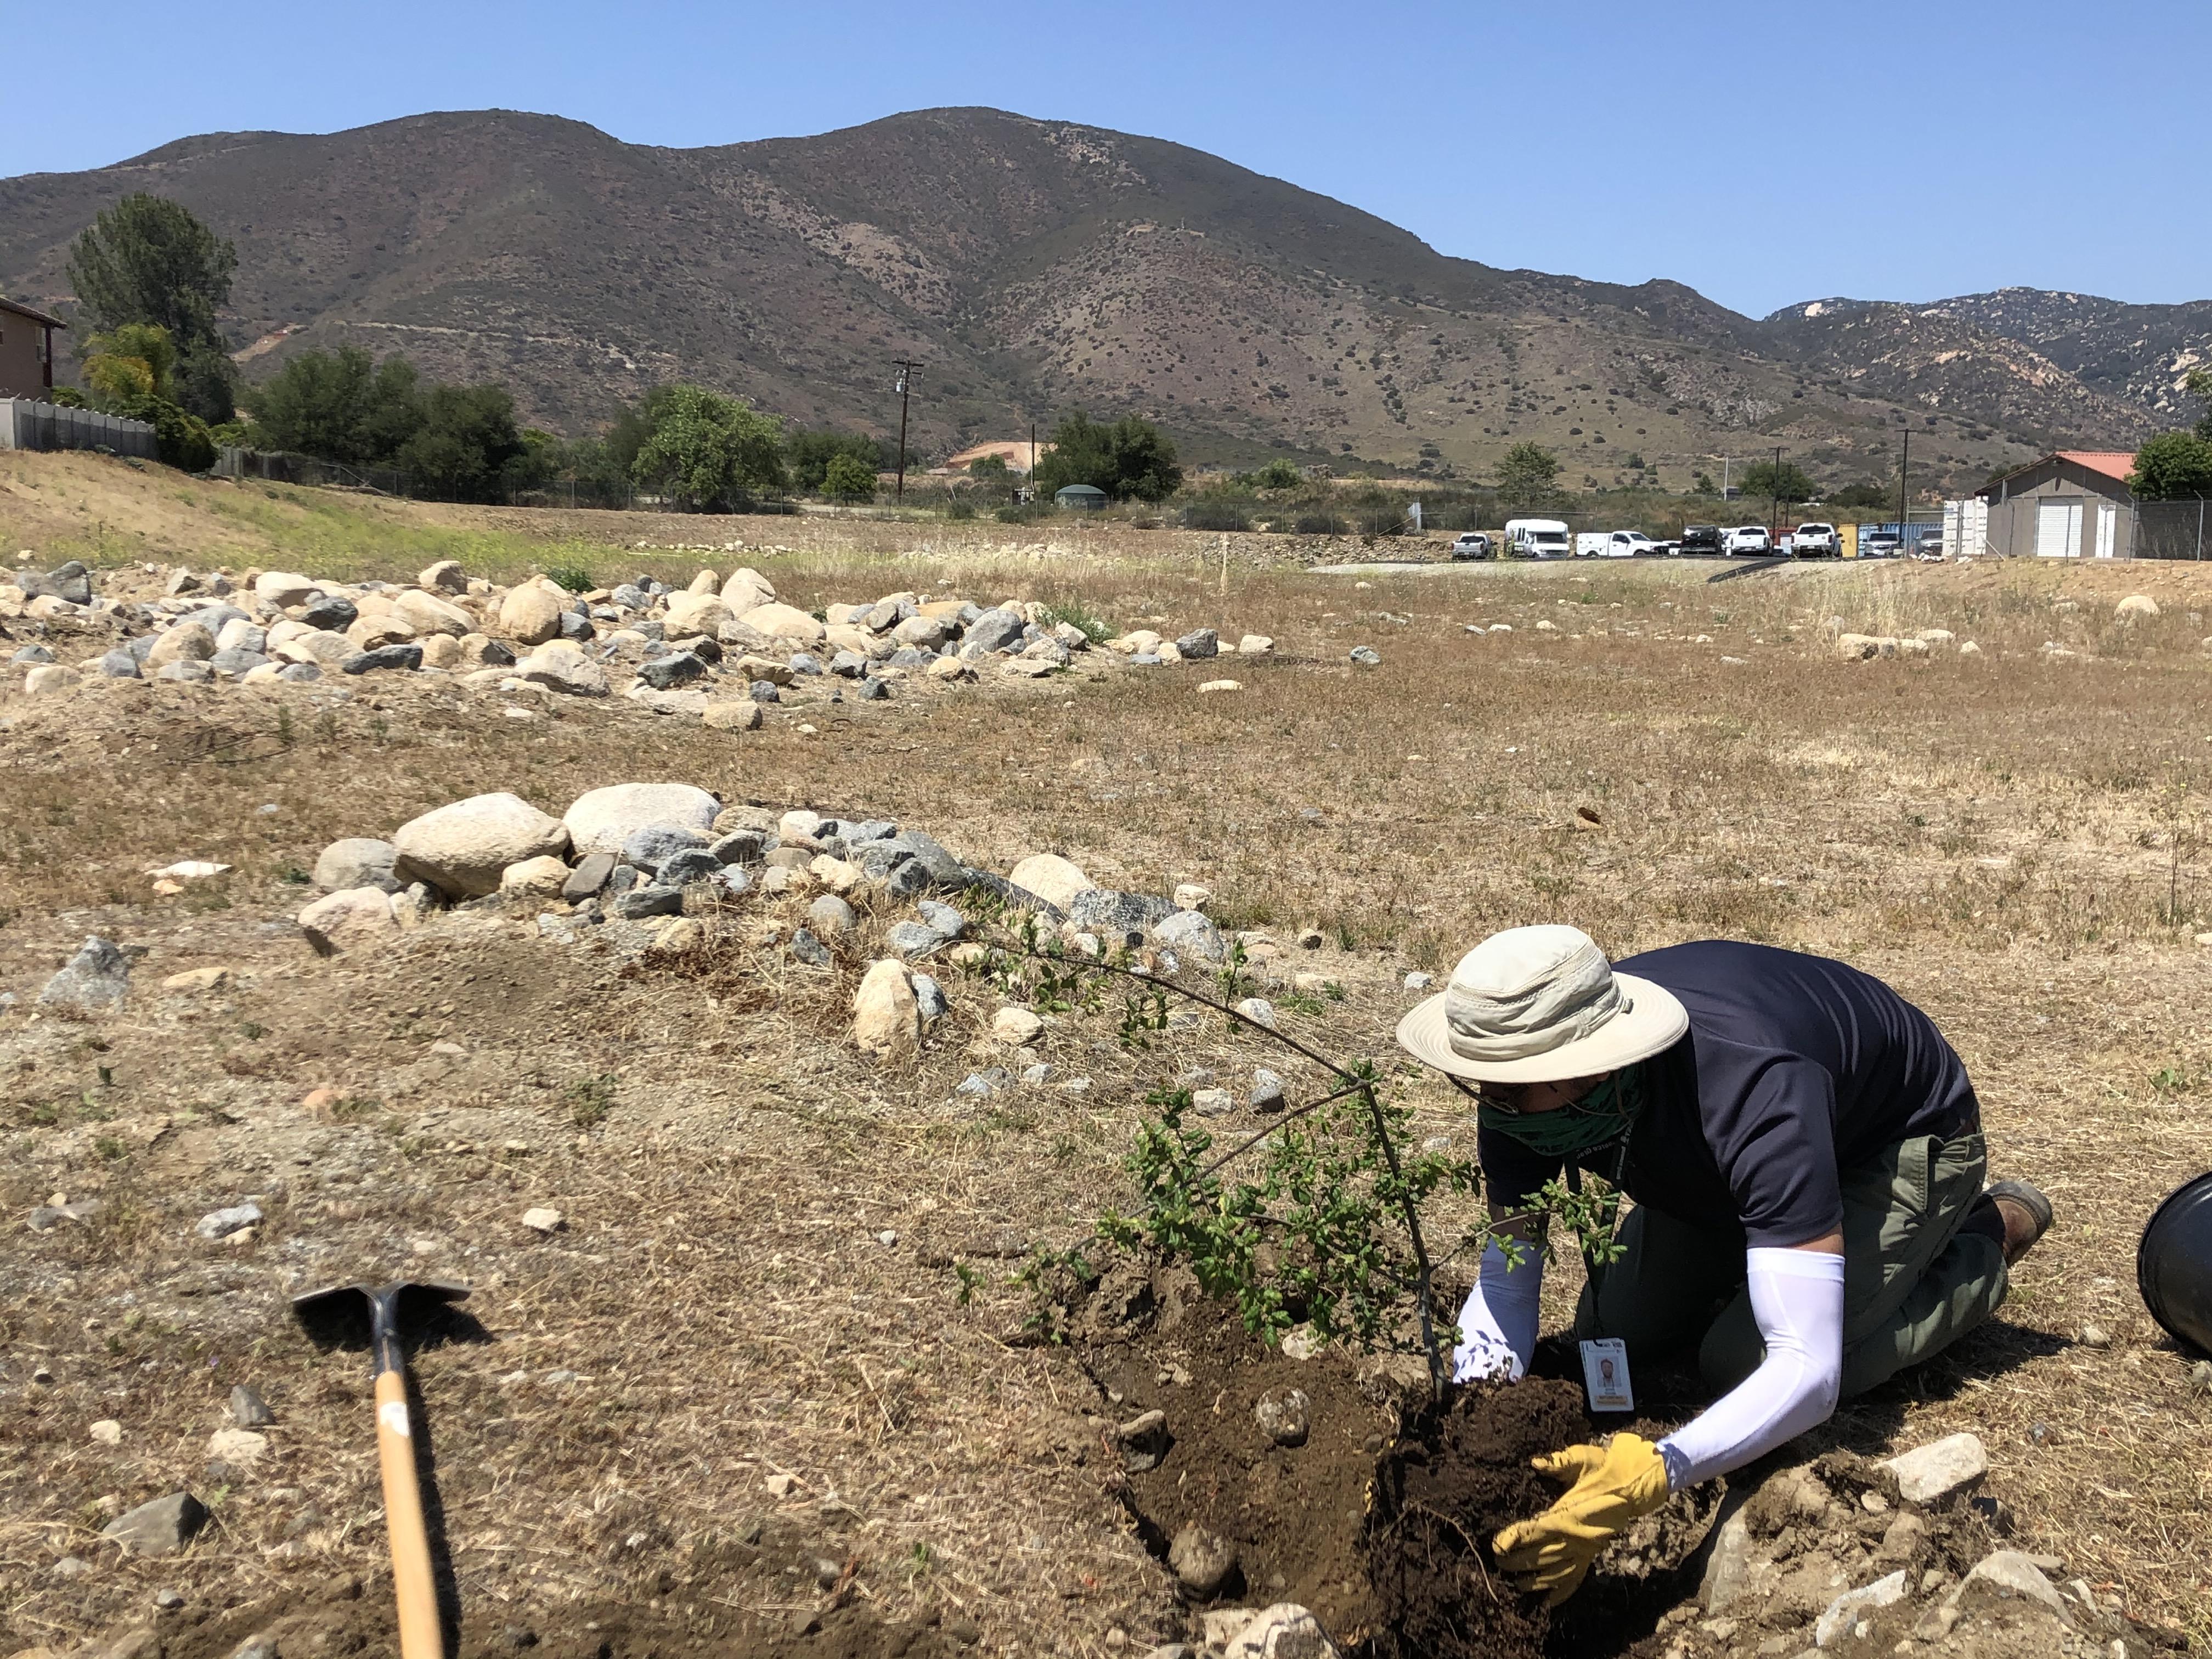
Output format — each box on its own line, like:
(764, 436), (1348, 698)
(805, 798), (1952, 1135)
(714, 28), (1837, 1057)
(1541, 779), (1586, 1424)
(2129, 432), (2212, 501)
(1737, 458), (1815, 502)
(821, 451), (877, 501)
(1032, 412), (1183, 501)
(787, 428), (886, 493)
(1493, 442), (1561, 505)
(65, 194), (239, 424)
(1235, 458), (1306, 492)
(394, 383), (526, 503)
(1826, 479), (1895, 512)
(81, 323), (178, 404)
(630, 385), (787, 510)
(242, 346), (425, 465)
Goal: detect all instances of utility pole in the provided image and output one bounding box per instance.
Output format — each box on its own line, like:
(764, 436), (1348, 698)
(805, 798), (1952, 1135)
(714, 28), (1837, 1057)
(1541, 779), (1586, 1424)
(1896, 428), (1911, 551)
(1722, 455), (1730, 501)
(891, 359), (922, 500)
(1771, 444), (1784, 541)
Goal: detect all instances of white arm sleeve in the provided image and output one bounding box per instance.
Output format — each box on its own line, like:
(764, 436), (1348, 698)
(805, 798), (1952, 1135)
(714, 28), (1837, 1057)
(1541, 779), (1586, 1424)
(1454, 1241), (1543, 1382)
(1657, 1248), (1844, 1489)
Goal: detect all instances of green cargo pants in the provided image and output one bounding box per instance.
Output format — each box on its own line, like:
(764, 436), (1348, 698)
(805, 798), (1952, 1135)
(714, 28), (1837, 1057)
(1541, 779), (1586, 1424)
(1572, 1132), (2008, 1398)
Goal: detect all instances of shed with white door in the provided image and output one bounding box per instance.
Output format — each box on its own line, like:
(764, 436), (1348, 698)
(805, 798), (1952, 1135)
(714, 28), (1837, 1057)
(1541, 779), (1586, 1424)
(1974, 450), (2137, 559)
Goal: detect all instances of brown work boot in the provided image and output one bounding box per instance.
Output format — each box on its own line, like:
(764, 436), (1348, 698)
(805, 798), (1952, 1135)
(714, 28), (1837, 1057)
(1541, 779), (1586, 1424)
(1977, 1178), (2053, 1266)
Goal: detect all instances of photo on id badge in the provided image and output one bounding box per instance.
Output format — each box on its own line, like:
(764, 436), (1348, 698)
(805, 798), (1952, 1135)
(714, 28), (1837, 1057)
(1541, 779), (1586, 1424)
(1579, 1338), (1634, 1413)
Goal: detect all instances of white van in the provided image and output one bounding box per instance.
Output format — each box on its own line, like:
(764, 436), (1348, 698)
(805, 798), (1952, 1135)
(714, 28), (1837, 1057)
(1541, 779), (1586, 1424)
(1505, 518), (1572, 559)
(1577, 530), (1659, 558)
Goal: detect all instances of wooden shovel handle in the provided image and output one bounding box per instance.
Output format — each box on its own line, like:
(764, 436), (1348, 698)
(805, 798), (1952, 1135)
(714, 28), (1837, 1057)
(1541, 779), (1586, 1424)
(374, 1369), (443, 1659)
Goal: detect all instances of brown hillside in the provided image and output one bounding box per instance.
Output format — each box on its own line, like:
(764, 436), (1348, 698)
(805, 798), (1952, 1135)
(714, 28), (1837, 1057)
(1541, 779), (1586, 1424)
(0, 107), (2163, 489)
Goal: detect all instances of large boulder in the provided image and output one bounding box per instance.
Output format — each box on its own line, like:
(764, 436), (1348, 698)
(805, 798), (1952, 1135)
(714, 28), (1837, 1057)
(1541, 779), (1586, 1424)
(145, 622), (217, 669)
(314, 837), (400, 894)
(419, 560), (469, 594)
(1008, 853), (1098, 912)
(852, 960), (920, 1062)
(515, 640), (609, 696)
(392, 588), (475, 638)
(564, 783), (721, 857)
(255, 571), (318, 608)
(664, 591), (732, 636)
(498, 580), (567, 646)
(40, 936), (131, 1009)
(739, 602), (826, 647)
(274, 629), (354, 668)
(960, 607), (1028, 657)
(392, 792), (569, 898)
(297, 888), (399, 955)
(721, 567), (775, 610)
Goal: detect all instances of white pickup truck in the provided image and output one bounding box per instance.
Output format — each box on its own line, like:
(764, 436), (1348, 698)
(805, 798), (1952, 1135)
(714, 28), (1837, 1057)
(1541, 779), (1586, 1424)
(1792, 522), (1839, 557)
(1576, 531), (1660, 558)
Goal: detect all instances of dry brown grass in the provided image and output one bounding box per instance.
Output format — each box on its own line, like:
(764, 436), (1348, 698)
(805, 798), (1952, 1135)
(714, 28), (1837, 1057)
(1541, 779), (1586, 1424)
(6, 503), (2212, 1652)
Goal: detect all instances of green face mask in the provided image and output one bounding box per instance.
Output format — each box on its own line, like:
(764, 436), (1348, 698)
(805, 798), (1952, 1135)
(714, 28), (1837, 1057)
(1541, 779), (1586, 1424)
(1477, 1066), (1645, 1159)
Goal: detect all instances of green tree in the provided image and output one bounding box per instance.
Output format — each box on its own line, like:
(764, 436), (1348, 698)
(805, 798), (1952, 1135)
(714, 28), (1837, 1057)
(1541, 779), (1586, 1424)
(2186, 369), (2212, 441)
(65, 194), (239, 425)
(1241, 457), (1305, 492)
(1737, 458), (1815, 502)
(630, 385), (787, 510)
(1032, 412), (1183, 501)
(787, 428), (886, 493)
(822, 451), (877, 501)
(2129, 433), (2212, 501)
(81, 323), (179, 403)
(1827, 479), (1894, 512)
(1692, 470), (1718, 495)
(1493, 442), (1561, 506)
(394, 383), (526, 502)
(242, 346), (424, 463)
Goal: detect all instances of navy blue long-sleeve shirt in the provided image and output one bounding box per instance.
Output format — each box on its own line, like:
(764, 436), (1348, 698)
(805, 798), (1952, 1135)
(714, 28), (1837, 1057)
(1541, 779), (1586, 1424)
(1479, 941), (1980, 1248)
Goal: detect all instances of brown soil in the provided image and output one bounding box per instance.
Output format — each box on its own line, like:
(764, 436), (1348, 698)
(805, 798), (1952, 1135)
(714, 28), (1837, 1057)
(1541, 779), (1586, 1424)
(146, 1516), (963, 1659)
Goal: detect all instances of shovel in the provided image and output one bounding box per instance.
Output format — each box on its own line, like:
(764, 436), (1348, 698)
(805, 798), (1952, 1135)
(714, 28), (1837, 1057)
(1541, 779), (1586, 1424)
(293, 1279), (469, 1659)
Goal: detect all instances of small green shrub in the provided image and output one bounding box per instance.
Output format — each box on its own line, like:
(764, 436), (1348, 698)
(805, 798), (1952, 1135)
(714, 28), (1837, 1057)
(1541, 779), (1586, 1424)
(545, 565), (595, 594)
(1039, 602), (1111, 645)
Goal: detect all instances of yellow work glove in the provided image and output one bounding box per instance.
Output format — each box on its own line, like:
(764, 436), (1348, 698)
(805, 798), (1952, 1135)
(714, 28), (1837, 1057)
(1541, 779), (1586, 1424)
(1491, 1432), (1672, 1606)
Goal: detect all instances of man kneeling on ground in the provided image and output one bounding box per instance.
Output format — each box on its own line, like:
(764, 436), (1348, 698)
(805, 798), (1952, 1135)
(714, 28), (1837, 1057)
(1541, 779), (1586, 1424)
(1396, 927), (2051, 1605)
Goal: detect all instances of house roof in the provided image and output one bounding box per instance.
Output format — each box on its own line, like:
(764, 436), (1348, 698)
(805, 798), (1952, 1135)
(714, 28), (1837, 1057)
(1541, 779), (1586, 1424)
(2057, 450), (2138, 482)
(0, 296), (68, 330)
(1978, 448), (2139, 498)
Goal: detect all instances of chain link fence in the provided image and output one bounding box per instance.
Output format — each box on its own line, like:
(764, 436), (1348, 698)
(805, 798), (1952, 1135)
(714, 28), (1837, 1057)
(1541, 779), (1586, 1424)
(2132, 498), (2212, 560)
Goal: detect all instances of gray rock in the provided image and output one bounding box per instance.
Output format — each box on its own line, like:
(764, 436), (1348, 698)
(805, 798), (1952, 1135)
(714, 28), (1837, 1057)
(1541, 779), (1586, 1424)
(51, 1556), (91, 1583)
(1175, 628), (1220, 659)
(1153, 907), (1227, 963)
(155, 1588), (185, 1611)
(807, 894), (856, 936)
(788, 653), (823, 676)
(1948, 1550), (2068, 1617)
(1404, 971), (1435, 991)
(1130, 653), (1163, 667)
(180, 603), (249, 635)
(912, 973), (947, 1022)
(102, 1492), (208, 1555)
(638, 651), (707, 690)
(954, 1069), (1010, 1098)
(562, 851), (616, 900)
(887, 922), (943, 960)
(1250, 1068), (1285, 1110)
(126, 633), (156, 663)
(22, 562), (92, 606)
(1020, 1062), (1054, 1085)
(890, 831), (968, 891)
(962, 867), (1065, 921)
(343, 644), (422, 674)
(228, 1385), (274, 1427)
(612, 884), (684, 919)
(195, 1203), (263, 1240)
(314, 837), (400, 894)
(277, 663), (321, 684)
(667, 635), (721, 664)
(11, 643), (54, 664)
(556, 610), (594, 641)
(710, 830), (768, 866)
(853, 840), (917, 884)
(657, 848), (723, 887)
(40, 936), (132, 1010)
(1069, 889), (1175, 932)
(1881, 1432), (1987, 1505)
(749, 680), (781, 703)
(230, 1634), (280, 1659)
(888, 646), (930, 668)
(298, 595), (357, 631)
(916, 899), (966, 939)
(98, 650), (143, 678)
(856, 678), (890, 701)
(156, 659), (216, 682)
(829, 650), (868, 678)
(961, 607), (1028, 656)
(1254, 1387), (1310, 1447)
(1168, 1523), (1238, 1595)
(620, 823), (710, 874)
(1348, 646), (1381, 666)
(1814, 1570), (1910, 1646)
(1193, 1087), (1235, 1116)
(610, 584), (649, 611)
(789, 927), (833, 967)
(1235, 997), (1279, 1029)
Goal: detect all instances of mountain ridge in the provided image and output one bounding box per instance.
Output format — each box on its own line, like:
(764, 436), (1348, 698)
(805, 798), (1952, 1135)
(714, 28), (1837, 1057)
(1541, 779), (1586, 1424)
(0, 106), (2182, 489)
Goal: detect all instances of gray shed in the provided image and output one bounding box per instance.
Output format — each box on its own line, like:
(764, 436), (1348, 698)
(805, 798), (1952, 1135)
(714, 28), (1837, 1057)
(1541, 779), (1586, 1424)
(1054, 484), (1108, 510)
(1975, 452), (2137, 559)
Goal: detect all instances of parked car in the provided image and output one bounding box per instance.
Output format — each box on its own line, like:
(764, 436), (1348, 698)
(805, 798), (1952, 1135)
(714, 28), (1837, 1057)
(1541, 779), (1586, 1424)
(1504, 517), (1572, 559)
(1860, 532), (1901, 558)
(1576, 530), (1661, 558)
(1449, 532), (1492, 561)
(1910, 529), (1945, 561)
(1679, 524), (1723, 556)
(1793, 522), (1840, 557)
(1723, 525), (1773, 555)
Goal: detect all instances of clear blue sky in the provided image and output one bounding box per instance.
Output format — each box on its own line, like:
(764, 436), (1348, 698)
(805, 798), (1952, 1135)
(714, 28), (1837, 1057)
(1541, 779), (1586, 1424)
(5, 0), (2200, 319)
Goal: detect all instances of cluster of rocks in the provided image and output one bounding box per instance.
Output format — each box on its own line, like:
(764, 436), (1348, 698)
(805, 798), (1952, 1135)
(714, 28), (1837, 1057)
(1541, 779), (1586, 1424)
(1, 554), (1278, 722)
(1832, 625), (1978, 662)
(1679, 1432), (2167, 1659)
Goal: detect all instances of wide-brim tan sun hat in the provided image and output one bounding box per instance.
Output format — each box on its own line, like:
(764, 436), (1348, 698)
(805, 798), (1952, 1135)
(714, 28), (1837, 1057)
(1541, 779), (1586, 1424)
(1396, 924), (1688, 1084)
